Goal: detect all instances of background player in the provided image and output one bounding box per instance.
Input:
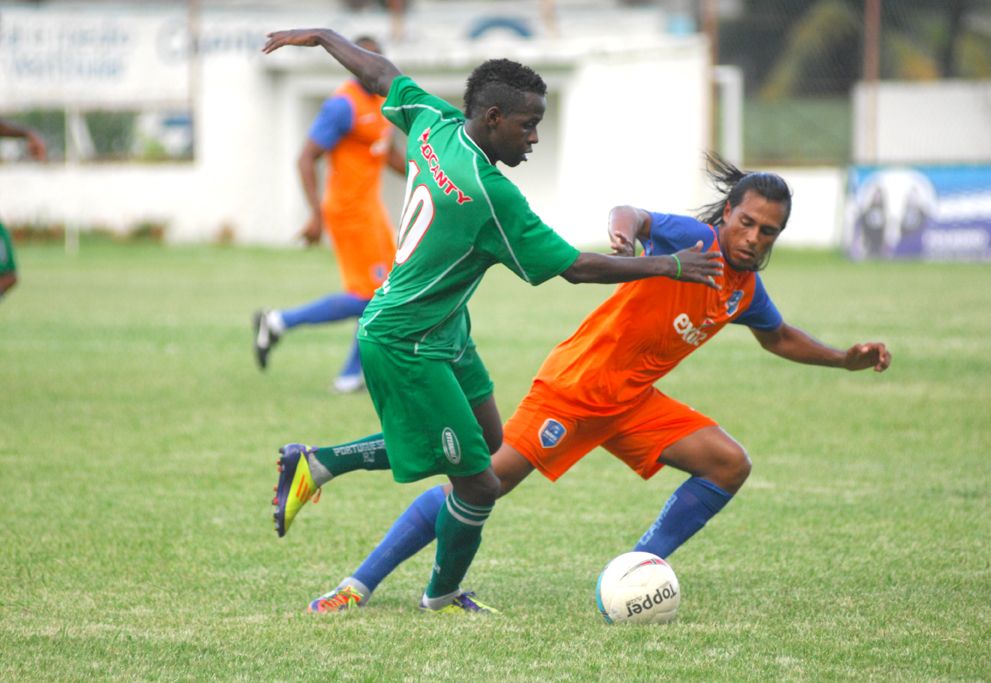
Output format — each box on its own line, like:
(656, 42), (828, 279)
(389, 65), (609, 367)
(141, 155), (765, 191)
(0, 118), (47, 301)
(262, 27), (724, 615)
(281, 154), (891, 612)
(253, 36), (405, 393)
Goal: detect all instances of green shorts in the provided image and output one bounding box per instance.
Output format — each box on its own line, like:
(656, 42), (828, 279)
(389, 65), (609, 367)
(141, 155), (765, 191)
(0, 223), (15, 275)
(358, 338), (495, 483)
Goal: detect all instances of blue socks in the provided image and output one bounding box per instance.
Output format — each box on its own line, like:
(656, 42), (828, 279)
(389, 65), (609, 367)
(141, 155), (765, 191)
(281, 293), (369, 328)
(352, 485), (444, 594)
(348, 477), (732, 599)
(634, 476), (733, 559)
(340, 334), (362, 378)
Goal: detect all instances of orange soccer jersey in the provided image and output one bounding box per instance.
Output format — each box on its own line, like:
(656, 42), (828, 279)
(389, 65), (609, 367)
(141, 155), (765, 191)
(532, 230), (760, 416)
(505, 217), (780, 480)
(320, 79), (396, 299)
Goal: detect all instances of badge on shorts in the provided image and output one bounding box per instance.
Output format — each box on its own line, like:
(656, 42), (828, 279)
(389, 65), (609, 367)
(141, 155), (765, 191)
(441, 427), (461, 464)
(538, 419), (566, 448)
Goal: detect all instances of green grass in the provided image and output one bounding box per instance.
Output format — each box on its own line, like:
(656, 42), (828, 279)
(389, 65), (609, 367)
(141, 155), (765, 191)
(1, 242), (988, 681)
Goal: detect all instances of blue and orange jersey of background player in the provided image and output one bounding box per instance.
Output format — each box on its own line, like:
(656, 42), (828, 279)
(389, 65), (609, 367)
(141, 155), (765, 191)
(309, 79), (396, 299)
(532, 213), (783, 415)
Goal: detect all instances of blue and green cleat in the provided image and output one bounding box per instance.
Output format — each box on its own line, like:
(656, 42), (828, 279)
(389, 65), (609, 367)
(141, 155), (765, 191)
(419, 591), (499, 615)
(272, 443), (321, 538)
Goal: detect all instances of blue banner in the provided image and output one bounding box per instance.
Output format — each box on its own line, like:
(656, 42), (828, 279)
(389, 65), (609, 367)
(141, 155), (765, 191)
(844, 165), (991, 260)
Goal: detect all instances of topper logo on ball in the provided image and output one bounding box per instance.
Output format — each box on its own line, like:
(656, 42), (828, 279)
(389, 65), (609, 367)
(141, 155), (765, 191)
(624, 583), (678, 618)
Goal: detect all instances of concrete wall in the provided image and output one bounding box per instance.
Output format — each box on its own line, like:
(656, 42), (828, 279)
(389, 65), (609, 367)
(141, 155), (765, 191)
(0, 2), (841, 248)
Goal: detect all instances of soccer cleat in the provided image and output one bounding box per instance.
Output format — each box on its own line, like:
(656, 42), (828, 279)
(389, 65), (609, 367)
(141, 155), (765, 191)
(272, 443), (321, 538)
(307, 585), (365, 613)
(252, 310), (280, 370)
(419, 591), (500, 615)
(331, 372), (365, 394)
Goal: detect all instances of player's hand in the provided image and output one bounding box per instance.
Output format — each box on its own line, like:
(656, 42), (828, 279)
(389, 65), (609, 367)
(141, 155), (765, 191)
(262, 29), (324, 54)
(673, 241), (723, 290)
(842, 342), (891, 372)
(25, 131), (46, 161)
(298, 215), (322, 247)
(609, 230), (635, 257)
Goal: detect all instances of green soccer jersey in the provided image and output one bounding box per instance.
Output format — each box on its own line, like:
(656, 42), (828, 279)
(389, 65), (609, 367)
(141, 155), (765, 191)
(0, 222), (16, 275)
(358, 76), (580, 359)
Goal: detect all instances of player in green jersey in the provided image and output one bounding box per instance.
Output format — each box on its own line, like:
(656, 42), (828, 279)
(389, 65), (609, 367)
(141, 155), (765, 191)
(263, 28), (723, 614)
(0, 118), (47, 302)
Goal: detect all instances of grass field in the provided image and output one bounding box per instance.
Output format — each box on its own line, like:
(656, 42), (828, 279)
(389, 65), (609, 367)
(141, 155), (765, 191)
(1, 241), (989, 681)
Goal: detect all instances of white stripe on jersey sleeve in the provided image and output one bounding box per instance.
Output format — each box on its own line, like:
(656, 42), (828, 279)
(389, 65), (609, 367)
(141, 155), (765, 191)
(457, 128), (531, 283)
(382, 103), (462, 126)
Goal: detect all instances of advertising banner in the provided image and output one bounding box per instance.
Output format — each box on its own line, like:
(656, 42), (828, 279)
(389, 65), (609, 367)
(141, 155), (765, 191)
(845, 165), (991, 260)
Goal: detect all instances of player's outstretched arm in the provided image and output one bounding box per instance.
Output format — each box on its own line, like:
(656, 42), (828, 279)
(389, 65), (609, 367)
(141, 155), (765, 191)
(751, 323), (891, 372)
(262, 29), (401, 96)
(561, 241), (722, 288)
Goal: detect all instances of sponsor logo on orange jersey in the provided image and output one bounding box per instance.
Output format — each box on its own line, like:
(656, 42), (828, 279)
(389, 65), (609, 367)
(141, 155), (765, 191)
(673, 313), (714, 347)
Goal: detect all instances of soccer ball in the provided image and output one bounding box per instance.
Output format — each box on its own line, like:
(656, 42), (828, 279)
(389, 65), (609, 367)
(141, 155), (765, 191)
(595, 551), (680, 624)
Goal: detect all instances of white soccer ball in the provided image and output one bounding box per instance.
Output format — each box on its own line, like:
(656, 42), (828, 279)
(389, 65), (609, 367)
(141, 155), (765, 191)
(595, 551), (680, 624)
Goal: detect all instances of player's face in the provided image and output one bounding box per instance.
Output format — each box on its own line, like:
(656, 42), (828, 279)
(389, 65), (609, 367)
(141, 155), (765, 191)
(719, 190), (787, 271)
(490, 92), (545, 167)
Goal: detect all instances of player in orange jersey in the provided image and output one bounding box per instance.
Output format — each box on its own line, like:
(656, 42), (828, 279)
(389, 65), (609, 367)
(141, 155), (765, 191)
(295, 154), (891, 610)
(253, 36), (405, 392)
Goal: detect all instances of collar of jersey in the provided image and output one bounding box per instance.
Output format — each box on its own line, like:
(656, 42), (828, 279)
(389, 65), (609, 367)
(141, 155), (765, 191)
(458, 126), (493, 166)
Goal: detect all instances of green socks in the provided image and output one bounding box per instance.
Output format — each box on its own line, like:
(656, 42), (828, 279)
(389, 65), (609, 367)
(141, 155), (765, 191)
(425, 492), (493, 599)
(308, 433), (390, 487)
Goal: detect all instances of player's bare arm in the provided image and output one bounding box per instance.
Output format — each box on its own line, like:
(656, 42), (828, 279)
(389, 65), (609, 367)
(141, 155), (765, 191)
(262, 29), (401, 96)
(607, 205), (652, 257)
(751, 323), (891, 372)
(561, 241), (722, 288)
(296, 139), (325, 246)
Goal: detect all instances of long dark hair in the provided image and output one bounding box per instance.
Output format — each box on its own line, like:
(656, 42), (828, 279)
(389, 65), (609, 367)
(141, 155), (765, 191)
(696, 152), (792, 271)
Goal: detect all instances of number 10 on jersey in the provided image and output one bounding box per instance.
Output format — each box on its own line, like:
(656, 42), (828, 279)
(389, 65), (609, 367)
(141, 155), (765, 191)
(395, 160), (434, 264)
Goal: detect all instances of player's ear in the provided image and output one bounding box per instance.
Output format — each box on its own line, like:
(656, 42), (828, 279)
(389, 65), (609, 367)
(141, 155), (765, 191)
(484, 105), (503, 127)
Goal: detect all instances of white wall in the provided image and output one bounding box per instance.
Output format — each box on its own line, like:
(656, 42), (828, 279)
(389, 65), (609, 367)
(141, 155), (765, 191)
(3, 2), (845, 249)
(12, 5), (988, 250)
(554, 41), (711, 245)
(750, 167), (845, 248)
(853, 80), (991, 164)
(1, 3), (719, 248)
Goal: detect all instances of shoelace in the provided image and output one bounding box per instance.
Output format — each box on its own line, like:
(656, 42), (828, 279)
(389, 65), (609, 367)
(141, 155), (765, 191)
(454, 592), (484, 611)
(316, 588), (361, 611)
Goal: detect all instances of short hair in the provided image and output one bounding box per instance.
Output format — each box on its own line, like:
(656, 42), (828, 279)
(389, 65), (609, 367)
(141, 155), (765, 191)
(463, 59), (547, 118)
